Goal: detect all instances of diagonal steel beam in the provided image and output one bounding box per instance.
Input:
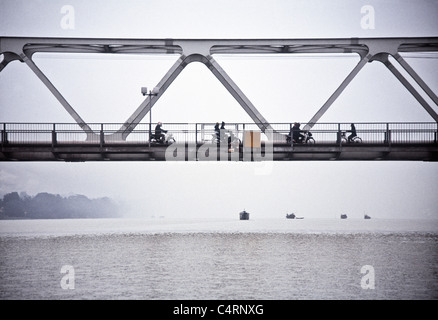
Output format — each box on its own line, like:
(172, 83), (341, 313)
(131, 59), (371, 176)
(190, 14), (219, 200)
(118, 52), (282, 140)
(394, 53), (438, 107)
(303, 54), (371, 131)
(376, 54), (438, 122)
(205, 55), (274, 134)
(22, 55), (93, 134)
(118, 55), (189, 140)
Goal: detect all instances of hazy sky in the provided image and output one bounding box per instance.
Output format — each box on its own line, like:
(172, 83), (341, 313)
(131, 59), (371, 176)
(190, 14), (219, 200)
(0, 0), (437, 219)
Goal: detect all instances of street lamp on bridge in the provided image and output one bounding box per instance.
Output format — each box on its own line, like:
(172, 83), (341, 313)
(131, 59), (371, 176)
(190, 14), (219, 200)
(141, 86), (160, 141)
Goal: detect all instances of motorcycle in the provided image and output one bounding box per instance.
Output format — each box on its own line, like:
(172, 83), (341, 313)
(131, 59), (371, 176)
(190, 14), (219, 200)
(150, 132), (175, 144)
(286, 131), (315, 144)
(211, 131), (241, 151)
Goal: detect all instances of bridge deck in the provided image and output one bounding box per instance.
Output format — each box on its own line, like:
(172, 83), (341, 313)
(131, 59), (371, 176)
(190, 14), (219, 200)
(1, 122), (437, 161)
(1, 142), (437, 162)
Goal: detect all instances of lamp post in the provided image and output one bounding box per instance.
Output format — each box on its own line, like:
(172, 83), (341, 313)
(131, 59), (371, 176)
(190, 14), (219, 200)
(141, 86), (160, 141)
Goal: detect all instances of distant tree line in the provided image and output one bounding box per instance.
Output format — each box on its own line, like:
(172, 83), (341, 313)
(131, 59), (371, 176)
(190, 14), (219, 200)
(0, 192), (121, 219)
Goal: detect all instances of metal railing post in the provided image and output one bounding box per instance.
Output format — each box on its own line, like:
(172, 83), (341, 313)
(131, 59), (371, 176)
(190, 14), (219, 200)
(52, 123), (57, 147)
(1, 123), (7, 146)
(337, 123), (341, 145)
(385, 123), (392, 147)
(100, 123), (104, 147)
(388, 129), (391, 147)
(384, 123), (388, 144)
(435, 123), (438, 144)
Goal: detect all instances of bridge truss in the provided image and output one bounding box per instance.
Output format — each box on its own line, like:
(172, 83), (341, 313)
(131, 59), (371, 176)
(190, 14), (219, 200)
(1, 37), (438, 131)
(1, 37), (437, 161)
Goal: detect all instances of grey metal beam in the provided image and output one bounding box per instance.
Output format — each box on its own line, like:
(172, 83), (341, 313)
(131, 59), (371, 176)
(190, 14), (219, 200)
(303, 54), (371, 131)
(205, 55), (273, 133)
(1, 143), (437, 162)
(394, 53), (438, 106)
(1, 36), (436, 55)
(118, 55), (189, 140)
(377, 54), (438, 122)
(0, 52), (21, 71)
(22, 55), (93, 134)
(118, 53), (281, 140)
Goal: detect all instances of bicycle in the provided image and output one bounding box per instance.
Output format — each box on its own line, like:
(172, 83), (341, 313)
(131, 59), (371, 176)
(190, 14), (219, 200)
(340, 131), (362, 143)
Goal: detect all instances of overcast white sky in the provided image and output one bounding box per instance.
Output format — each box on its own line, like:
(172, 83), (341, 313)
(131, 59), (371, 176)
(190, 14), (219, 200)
(0, 0), (437, 219)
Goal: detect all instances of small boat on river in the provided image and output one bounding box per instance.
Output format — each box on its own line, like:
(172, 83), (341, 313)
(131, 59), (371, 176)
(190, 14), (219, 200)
(286, 213), (304, 219)
(240, 210), (250, 220)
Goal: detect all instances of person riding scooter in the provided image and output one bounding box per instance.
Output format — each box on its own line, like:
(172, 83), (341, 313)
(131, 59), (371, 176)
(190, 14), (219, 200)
(292, 122), (305, 143)
(154, 122), (168, 143)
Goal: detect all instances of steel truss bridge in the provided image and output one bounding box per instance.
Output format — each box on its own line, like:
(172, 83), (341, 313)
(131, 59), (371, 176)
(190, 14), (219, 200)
(1, 36), (438, 161)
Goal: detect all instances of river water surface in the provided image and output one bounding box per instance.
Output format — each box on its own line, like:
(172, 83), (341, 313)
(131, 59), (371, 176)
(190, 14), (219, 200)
(1, 218), (437, 300)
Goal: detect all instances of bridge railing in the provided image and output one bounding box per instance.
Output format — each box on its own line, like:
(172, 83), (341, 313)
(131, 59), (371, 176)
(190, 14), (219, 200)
(1, 122), (437, 145)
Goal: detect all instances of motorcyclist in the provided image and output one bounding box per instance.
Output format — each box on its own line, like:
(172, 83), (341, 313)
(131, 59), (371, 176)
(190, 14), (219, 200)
(220, 121), (236, 147)
(292, 122), (305, 143)
(154, 122), (167, 143)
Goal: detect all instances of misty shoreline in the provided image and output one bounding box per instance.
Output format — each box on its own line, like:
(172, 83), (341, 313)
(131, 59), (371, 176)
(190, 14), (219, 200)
(0, 192), (121, 220)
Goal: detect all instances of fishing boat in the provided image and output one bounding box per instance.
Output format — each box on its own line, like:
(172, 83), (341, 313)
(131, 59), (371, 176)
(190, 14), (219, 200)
(340, 214), (348, 219)
(286, 213), (304, 219)
(239, 210), (250, 220)
(364, 214), (371, 219)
